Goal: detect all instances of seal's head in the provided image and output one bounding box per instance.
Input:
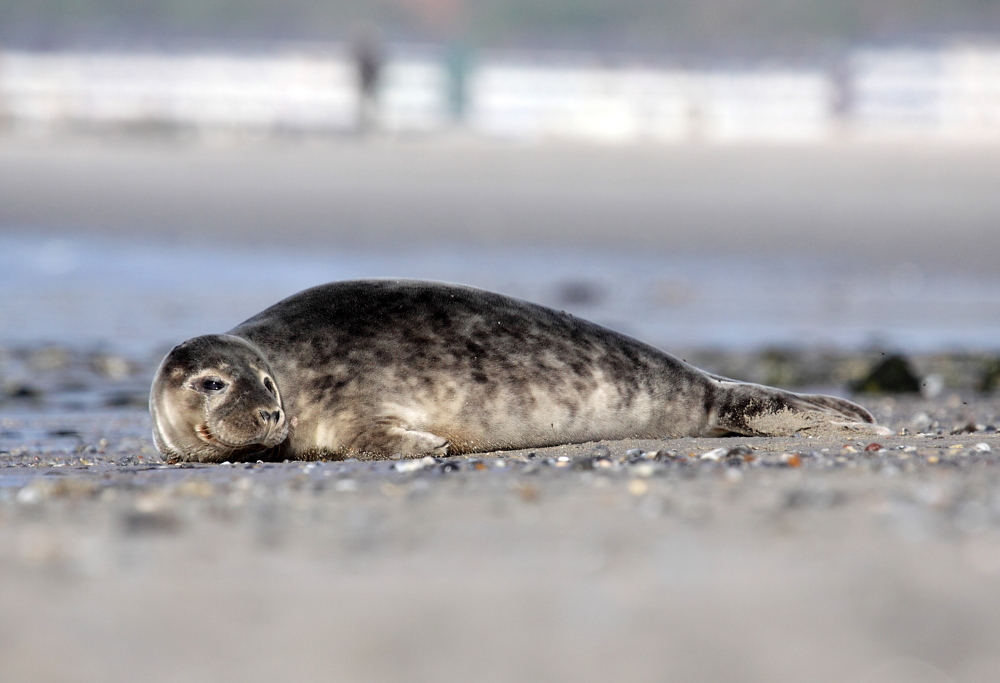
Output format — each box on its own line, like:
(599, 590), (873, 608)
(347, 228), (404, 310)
(149, 335), (288, 462)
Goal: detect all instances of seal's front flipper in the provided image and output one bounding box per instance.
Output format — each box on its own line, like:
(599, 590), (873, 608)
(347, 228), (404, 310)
(349, 421), (450, 457)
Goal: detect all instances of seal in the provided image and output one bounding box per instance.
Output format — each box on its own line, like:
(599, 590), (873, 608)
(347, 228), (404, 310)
(150, 279), (881, 462)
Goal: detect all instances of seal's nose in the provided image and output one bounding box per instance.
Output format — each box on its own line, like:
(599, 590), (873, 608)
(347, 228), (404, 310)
(259, 409), (282, 424)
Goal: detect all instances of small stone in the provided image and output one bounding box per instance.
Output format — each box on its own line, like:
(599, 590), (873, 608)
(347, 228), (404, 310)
(589, 444), (611, 458)
(15, 480), (52, 505)
(951, 422), (982, 435)
(865, 443), (884, 452)
(627, 479), (649, 496)
(176, 480), (214, 497)
(724, 445), (755, 465)
(699, 448), (727, 461)
(514, 482), (540, 502)
(781, 453), (803, 468)
(90, 353), (133, 380)
(973, 443), (992, 452)
(393, 457), (435, 473)
(631, 463), (657, 478)
(28, 347), (70, 372)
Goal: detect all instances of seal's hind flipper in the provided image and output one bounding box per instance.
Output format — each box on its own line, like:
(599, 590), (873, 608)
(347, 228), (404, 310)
(712, 382), (884, 437)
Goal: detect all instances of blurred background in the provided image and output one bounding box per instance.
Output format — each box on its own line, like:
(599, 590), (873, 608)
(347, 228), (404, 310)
(1, 0), (1000, 406)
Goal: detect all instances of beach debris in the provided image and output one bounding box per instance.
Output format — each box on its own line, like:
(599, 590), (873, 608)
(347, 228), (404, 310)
(853, 354), (921, 394)
(865, 443), (884, 452)
(973, 443), (992, 453)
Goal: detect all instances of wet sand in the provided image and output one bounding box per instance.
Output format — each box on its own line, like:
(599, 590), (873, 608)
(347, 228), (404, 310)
(1, 137), (999, 269)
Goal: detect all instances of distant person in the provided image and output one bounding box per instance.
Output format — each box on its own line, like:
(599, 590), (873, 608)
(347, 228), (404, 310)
(351, 25), (384, 135)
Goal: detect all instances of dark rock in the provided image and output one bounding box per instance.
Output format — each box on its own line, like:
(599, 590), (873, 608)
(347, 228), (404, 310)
(104, 391), (148, 408)
(122, 510), (182, 535)
(980, 359), (1000, 393)
(853, 354), (921, 393)
(6, 384), (43, 400)
(555, 280), (603, 307)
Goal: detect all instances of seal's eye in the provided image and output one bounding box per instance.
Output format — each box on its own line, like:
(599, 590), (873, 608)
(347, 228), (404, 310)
(263, 377), (276, 395)
(200, 378), (226, 392)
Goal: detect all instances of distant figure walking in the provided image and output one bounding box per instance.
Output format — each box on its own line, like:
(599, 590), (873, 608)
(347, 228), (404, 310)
(351, 25), (384, 135)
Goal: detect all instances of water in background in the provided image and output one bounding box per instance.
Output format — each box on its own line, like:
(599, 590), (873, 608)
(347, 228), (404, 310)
(2, 233), (998, 358)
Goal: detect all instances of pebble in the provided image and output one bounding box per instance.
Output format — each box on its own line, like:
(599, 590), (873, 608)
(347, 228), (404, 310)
(393, 456), (437, 473)
(627, 479), (649, 496)
(781, 453), (803, 468)
(699, 448), (727, 462)
(973, 443), (992, 452)
(631, 463), (658, 478)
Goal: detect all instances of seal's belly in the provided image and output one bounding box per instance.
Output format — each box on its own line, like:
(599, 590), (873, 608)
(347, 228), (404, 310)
(284, 363), (664, 456)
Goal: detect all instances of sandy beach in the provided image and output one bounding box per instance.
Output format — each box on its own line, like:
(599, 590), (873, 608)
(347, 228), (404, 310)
(2, 138), (1000, 682)
(2, 396), (1000, 683)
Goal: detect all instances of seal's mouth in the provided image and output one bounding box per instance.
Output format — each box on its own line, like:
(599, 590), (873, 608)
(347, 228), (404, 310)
(196, 421), (285, 453)
(196, 423), (264, 453)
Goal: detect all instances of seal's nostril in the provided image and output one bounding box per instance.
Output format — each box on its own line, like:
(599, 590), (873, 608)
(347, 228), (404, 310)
(271, 411), (282, 423)
(259, 410), (272, 423)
